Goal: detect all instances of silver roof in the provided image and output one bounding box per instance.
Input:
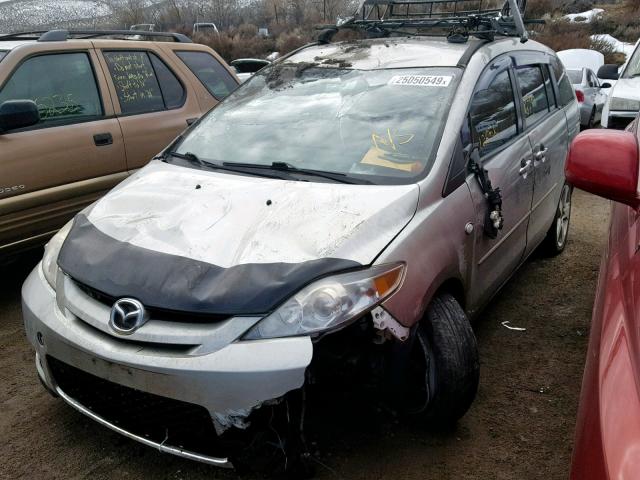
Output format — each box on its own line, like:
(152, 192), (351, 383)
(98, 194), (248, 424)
(287, 37), (471, 70)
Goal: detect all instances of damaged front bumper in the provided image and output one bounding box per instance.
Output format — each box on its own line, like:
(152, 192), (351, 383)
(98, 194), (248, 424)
(22, 264), (313, 466)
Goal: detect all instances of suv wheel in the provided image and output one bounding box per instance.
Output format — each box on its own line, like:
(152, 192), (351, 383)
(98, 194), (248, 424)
(541, 183), (572, 256)
(404, 293), (479, 425)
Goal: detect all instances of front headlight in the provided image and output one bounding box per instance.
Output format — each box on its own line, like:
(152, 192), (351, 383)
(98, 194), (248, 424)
(243, 263), (405, 340)
(610, 97), (640, 112)
(42, 221), (73, 289)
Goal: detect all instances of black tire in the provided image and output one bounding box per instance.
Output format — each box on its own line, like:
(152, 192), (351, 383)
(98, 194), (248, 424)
(540, 183), (572, 257)
(405, 293), (479, 425)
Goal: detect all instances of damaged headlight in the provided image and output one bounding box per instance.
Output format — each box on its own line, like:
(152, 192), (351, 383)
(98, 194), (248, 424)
(42, 221), (73, 289)
(243, 263), (405, 340)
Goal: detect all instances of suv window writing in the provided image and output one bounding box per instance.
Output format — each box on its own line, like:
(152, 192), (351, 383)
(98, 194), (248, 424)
(175, 65), (461, 184)
(176, 51), (237, 100)
(0, 52), (102, 124)
(517, 66), (550, 125)
(551, 57), (576, 107)
(469, 69), (517, 156)
(103, 51), (184, 114)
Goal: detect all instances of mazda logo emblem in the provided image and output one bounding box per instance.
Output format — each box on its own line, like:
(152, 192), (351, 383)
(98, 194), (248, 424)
(109, 298), (148, 335)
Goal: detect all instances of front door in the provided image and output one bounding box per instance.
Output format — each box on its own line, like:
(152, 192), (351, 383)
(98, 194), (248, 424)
(465, 58), (535, 310)
(0, 48), (126, 253)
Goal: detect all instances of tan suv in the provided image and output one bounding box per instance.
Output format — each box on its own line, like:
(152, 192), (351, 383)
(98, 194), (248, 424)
(0, 29), (239, 255)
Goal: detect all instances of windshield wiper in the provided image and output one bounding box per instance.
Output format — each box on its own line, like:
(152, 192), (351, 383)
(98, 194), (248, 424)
(166, 152), (287, 180)
(222, 161), (374, 185)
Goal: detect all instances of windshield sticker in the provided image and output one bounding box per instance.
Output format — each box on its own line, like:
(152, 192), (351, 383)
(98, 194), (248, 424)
(388, 75), (452, 87)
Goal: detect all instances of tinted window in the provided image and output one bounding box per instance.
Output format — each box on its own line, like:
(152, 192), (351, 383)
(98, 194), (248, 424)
(542, 65), (556, 108)
(0, 51), (7, 63)
(176, 51), (237, 100)
(469, 70), (518, 156)
(551, 57), (576, 107)
(103, 51), (164, 114)
(517, 66), (550, 125)
(0, 52), (102, 124)
(149, 53), (185, 109)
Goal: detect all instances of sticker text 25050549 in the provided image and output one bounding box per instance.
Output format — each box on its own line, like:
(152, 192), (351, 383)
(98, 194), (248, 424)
(388, 75), (453, 87)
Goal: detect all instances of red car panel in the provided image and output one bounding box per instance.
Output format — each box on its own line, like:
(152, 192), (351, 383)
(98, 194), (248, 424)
(570, 121), (640, 479)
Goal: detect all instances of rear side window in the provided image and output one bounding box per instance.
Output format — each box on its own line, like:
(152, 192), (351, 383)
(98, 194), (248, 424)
(0, 52), (103, 124)
(176, 51), (237, 100)
(103, 51), (185, 114)
(469, 69), (518, 156)
(551, 57), (576, 107)
(516, 65), (550, 125)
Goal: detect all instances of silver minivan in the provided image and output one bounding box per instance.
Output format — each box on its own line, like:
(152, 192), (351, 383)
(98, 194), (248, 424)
(21, 1), (579, 473)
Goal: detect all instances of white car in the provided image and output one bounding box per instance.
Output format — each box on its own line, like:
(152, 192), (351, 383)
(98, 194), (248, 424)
(600, 38), (640, 129)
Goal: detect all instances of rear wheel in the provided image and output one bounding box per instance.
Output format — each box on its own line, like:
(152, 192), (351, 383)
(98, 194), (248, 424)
(541, 183), (572, 256)
(404, 293), (479, 425)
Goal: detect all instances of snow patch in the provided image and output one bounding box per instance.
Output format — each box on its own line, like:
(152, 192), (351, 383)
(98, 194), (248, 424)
(564, 8), (604, 23)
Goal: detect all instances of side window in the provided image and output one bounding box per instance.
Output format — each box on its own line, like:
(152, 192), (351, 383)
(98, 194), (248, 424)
(103, 50), (181, 115)
(551, 57), (576, 107)
(542, 65), (556, 108)
(516, 65), (550, 126)
(0, 52), (103, 125)
(587, 70), (598, 87)
(175, 51), (237, 100)
(149, 53), (185, 109)
(0, 51), (7, 63)
(469, 69), (518, 156)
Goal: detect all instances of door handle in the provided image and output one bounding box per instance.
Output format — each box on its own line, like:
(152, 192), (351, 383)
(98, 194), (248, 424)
(93, 133), (113, 146)
(534, 146), (548, 162)
(519, 158), (532, 176)
(186, 117), (198, 126)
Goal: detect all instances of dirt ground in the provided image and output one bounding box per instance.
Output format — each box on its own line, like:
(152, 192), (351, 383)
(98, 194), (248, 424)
(0, 190), (609, 480)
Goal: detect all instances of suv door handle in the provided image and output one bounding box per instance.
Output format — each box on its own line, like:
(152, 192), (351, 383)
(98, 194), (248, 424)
(93, 133), (113, 146)
(186, 117), (198, 126)
(519, 157), (532, 176)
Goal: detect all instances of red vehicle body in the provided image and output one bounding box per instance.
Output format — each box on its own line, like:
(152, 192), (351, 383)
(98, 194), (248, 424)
(568, 120), (640, 479)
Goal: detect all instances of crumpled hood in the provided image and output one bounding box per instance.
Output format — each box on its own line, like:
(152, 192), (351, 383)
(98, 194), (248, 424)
(58, 161), (419, 315)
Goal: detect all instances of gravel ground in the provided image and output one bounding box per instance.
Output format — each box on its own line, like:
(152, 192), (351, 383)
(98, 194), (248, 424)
(0, 190), (609, 480)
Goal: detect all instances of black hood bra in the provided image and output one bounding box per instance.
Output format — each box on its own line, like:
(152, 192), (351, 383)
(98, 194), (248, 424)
(58, 215), (362, 316)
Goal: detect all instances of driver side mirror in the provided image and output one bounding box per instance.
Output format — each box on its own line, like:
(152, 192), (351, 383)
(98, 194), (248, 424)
(597, 64), (620, 81)
(565, 129), (639, 209)
(0, 100), (40, 133)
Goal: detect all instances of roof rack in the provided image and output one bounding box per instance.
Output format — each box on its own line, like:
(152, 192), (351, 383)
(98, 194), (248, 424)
(0, 29), (192, 43)
(319, 0), (537, 44)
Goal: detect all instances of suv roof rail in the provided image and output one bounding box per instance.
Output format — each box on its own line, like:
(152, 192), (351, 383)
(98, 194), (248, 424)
(319, 0), (538, 44)
(0, 29), (192, 43)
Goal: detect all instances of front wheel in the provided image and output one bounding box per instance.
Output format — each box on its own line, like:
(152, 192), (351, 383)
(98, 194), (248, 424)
(404, 293), (479, 425)
(541, 183), (572, 256)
